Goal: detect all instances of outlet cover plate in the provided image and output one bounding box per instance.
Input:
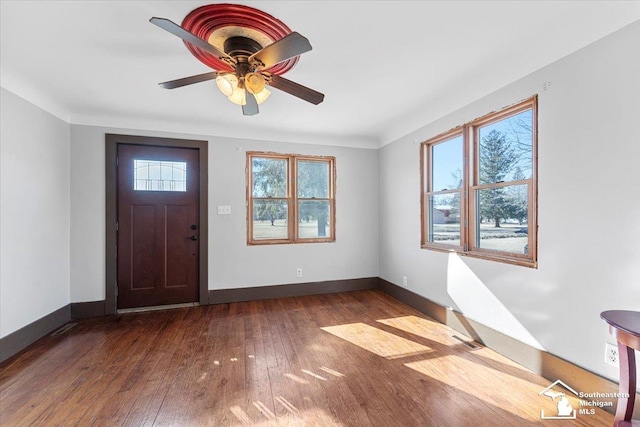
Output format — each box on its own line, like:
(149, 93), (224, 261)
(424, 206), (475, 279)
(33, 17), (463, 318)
(605, 342), (619, 367)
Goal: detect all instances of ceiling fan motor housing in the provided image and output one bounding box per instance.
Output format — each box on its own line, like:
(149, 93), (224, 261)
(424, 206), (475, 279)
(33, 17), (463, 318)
(224, 36), (262, 83)
(224, 36), (262, 58)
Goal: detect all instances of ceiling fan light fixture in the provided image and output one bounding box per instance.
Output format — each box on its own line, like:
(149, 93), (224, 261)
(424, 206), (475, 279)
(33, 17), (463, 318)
(254, 87), (271, 105)
(227, 87), (246, 106)
(215, 73), (238, 97)
(245, 72), (266, 94)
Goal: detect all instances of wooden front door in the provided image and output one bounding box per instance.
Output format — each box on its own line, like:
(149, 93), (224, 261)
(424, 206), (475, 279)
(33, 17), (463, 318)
(117, 144), (200, 309)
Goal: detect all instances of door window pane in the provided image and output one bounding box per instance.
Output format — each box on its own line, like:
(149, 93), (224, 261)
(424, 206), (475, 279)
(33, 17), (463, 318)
(476, 184), (528, 253)
(134, 160), (186, 192)
(298, 200), (332, 239)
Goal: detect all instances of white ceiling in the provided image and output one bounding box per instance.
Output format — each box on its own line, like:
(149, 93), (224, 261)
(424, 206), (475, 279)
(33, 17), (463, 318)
(2, 1), (639, 148)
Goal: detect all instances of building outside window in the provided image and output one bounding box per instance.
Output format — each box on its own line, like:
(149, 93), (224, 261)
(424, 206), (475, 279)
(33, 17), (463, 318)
(421, 96), (537, 267)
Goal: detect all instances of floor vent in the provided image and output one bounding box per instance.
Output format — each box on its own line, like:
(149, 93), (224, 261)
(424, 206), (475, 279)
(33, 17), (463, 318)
(452, 334), (481, 350)
(51, 323), (77, 336)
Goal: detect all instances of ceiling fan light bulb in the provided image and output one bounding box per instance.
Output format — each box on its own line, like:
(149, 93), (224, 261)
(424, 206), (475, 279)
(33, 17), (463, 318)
(254, 87), (271, 105)
(216, 74), (237, 97)
(228, 87), (246, 105)
(245, 72), (266, 94)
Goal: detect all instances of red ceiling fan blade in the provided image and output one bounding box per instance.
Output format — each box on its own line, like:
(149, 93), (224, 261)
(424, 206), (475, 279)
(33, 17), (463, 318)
(249, 32), (312, 69)
(267, 74), (324, 105)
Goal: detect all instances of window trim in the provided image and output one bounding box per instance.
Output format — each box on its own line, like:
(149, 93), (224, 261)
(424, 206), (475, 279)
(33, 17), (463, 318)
(420, 127), (467, 253)
(421, 96), (538, 268)
(246, 151), (336, 245)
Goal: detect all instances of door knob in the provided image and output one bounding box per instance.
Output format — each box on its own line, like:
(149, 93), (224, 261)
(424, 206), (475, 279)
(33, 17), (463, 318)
(190, 224), (198, 230)
(188, 235), (198, 241)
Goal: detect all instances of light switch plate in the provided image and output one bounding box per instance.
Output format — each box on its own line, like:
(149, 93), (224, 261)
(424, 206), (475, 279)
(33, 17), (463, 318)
(217, 205), (231, 215)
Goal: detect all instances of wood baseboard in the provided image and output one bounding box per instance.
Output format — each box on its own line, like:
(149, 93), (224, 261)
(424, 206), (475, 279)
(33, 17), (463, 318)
(0, 304), (70, 363)
(208, 277), (378, 304)
(71, 301), (106, 319)
(377, 278), (640, 417)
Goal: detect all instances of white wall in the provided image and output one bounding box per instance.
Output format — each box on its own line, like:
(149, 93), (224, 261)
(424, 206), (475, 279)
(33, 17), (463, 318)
(378, 21), (640, 384)
(70, 125), (379, 302)
(0, 88), (71, 338)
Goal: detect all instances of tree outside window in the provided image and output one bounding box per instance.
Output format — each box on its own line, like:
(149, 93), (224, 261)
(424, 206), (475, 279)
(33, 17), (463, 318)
(247, 152), (335, 244)
(422, 96), (537, 267)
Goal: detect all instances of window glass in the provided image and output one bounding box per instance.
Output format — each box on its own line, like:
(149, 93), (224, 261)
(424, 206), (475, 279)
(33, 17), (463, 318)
(298, 161), (329, 198)
(298, 200), (332, 239)
(252, 200), (288, 240)
(134, 160), (186, 192)
(252, 157), (287, 198)
(432, 135), (463, 191)
(478, 109), (533, 183)
(247, 153), (335, 245)
(421, 96), (537, 267)
(427, 194), (461, 246)
(476, 184), (528, 253)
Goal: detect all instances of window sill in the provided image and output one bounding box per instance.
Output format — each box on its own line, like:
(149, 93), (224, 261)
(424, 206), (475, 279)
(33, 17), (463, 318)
(248, 238), (336, 246)
(421, 245), (537, 268)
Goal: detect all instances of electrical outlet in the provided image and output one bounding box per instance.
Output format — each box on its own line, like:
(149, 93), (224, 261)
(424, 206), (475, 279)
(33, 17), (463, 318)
(296, 268), (302, 278)
(605, 342), (619, 367)
(402, 276), (408, 287)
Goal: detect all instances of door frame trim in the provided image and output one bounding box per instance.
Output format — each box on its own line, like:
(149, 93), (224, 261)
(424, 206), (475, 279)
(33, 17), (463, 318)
(105, 134), (209, 314)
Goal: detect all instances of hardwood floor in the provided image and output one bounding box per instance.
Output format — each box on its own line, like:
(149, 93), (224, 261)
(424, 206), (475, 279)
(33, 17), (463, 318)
(0, 290), (614, 426)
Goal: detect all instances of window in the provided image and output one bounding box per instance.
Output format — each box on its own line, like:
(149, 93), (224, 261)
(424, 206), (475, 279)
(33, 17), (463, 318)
(133, 160), (187, 192)
(247, 152), (336, 244)
(421, 96), (537, 267)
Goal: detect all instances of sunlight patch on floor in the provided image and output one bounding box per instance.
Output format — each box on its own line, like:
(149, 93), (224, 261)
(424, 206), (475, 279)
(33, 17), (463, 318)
(302, 369), (328, 381)
(228, 400), (344, 427)
(230, 405), (253, 425)
(377, 315), (462, 346)
(318, 366), (345, 377)
(275, 396), (299, 414)
(321, 322), (433, 359)
(252, 401), (276, 420)
(284, 373), (309, 384)
(405, 354), (568, 422)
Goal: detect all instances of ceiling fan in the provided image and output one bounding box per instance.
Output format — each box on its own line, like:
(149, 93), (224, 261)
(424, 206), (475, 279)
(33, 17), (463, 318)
(150, 4), (324, 116)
